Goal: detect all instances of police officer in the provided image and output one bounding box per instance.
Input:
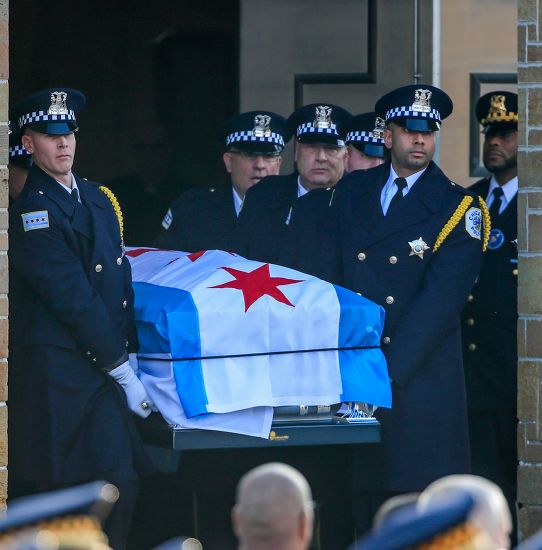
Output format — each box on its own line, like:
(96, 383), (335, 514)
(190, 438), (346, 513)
(9, 88), (154, 550)
(461, 91), (518, 535)
(235, 103), (351, 266)
(154, 111), (290, 252)
(344, 112), (387, 173)
(321, 84), (487, 534)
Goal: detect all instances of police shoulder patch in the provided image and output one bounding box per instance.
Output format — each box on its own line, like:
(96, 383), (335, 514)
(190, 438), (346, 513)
(161, 208), (173, 230)
(465, 207), (482, 240)
(21, 210), (49, 232)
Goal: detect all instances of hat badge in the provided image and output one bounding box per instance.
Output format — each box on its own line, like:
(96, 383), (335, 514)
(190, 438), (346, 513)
(372, 117), (385, 139)
(48, 91), (69, 115)
(314, 105), (333, 129)
(253, 114), (272, 138)
(411, 89), (432, 113)
(488, 94), (507, 118)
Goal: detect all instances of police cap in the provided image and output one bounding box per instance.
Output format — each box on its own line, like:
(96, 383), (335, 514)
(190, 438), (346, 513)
(375, 84), (453, 132)
(288, 103), (351, 146)
(223, 111), (291, 155)
(475, 90), (518, 135)
(8, 120), (31, 168)
(344, 112), (386, 158)
(352, 492), (479, 550)
(10, 87), (86, 135)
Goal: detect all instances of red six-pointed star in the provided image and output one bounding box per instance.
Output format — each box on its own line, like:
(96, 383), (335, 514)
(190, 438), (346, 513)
(209, 264), (303, 312)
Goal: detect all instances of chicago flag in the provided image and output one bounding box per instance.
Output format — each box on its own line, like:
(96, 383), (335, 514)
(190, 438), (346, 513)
(127, 248), (391, 437)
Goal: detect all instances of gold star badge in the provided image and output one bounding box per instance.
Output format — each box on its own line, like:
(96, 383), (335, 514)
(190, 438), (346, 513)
(408, 237), (429, 259)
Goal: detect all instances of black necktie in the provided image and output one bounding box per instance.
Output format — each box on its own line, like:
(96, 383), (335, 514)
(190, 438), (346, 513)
(488, 187), (504, 221)
(71, 187), (80, 207)
(386, 177), (407, 216)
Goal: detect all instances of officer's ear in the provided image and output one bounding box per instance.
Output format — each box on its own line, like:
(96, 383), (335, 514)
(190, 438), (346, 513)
(21, 132), (34, 155)
(223, 152), (233, 174)
(383, 125), (393, 150)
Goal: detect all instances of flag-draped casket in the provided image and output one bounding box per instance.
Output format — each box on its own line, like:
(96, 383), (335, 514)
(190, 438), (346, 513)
(127, 248), (391, 437)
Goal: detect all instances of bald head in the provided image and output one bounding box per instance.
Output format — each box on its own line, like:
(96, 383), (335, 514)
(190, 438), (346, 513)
(232, 462), (314, 550)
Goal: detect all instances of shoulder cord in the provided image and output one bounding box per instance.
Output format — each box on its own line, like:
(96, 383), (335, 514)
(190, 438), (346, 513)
(432, 195), (473, 253)
(99, 186), (124, 240)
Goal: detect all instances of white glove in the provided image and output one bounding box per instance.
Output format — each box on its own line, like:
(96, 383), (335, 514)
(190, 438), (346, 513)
(128, 353), (139, 375)
(108, 360), (153, 418)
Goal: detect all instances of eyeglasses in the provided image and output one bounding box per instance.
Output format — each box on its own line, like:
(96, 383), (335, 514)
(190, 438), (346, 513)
(228, 150), (281, 163)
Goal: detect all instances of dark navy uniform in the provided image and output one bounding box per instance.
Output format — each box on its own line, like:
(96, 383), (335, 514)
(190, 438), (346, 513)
(319, 85), (487, 536)
(154, 183), (238, 252)
(236, 173), (338, 275)
(324, 160), (484, 492)
(9, 88), (152, 550)
(461, 90), (519, 536)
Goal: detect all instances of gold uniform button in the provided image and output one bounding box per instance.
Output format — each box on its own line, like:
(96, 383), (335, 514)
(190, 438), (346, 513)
(467, 294), (474, 302)
(357, 252), (366, 261)
(116, 257), (122, 266)
(389, 256), (398, 264)
(382, 336), (391, 344)
(468, 343), (477, 352)
(467, 318), (475, 326)
(122, 300), (128, 309)
(95, 264), (103, 273)
(513, 269), (518, 276)
(385, 296), (394, 305)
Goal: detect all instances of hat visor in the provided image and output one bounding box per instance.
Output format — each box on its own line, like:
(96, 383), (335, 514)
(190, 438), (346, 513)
(393, 117), (440, 132)
(482, 121), (517, 135)
(352, 143), (386, 158)
(298, 134), (345, 146)
(26, 121), (78, 135)
(228, 142), (283, 155)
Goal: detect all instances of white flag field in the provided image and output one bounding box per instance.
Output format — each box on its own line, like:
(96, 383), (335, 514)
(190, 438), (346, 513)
(127, 248), (391, 438)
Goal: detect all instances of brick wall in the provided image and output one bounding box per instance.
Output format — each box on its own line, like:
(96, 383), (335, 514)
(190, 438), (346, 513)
(518, 0), (542, 538)
(0, 0), (7, 510)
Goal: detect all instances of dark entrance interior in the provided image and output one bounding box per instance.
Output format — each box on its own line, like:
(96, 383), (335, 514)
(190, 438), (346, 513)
(10, 0), (239, 245)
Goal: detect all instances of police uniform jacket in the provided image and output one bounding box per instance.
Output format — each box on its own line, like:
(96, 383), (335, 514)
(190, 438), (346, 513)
(461, 177), (517, 410)
(154, 184), (238, 252)
(236, 172), (336, 271)
(9, 164), (149, 485)
(322, 161), (484, 492)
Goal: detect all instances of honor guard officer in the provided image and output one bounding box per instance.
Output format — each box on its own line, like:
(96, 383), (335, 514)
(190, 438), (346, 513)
(9, 88), (154, 550)
(235, 103), (350, 266)
(461, 91), (518, 538)
(154, 111), (290, 252)
(321, 85), (487, 534)
(344, 112), (387, 173)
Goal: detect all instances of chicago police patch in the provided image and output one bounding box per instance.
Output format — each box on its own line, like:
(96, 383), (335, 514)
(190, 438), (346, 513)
(161, 208), (173, 230)
(21, 210), (49, 231)
(465, 207), (482, 240)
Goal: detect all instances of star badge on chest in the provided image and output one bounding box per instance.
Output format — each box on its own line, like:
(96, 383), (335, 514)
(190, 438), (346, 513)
(408, 237), (429, 259)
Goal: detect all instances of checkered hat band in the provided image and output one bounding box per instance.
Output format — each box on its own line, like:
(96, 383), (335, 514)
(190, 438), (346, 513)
(9, 144), (29, 157)
(297, 122), (339, 136)
(385, 106), (441, 122)
(226, 131), (285, 147)
(346, 130), (383, 144)
(18, 110), (76, 128)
